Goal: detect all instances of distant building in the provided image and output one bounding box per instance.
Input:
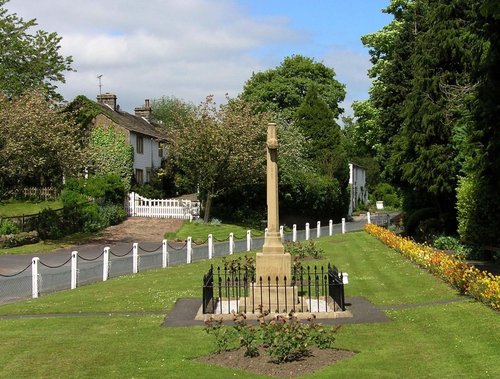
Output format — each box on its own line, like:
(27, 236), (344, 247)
(94, 93), (167, 184)
(348, 163), (368, 216)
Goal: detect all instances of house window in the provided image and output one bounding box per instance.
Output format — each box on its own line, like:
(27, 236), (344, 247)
(136, 135), (144, 154)
(146, 168), (151, 183)
(158, 144), (163, 158)
(135, 169), (144, 185)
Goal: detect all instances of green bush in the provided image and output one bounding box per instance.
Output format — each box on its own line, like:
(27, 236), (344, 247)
(284, 240), (323, 260)
(0, 218), (20, 235)
(281, 170), (347, 220)
(370, 182), (401, 209)
(404, 207), (439, 239)
(36, 208), (63, 239)
(98, 204), (127, 226)
(65, 174), (125, 205)
(0, 230), (39, 248)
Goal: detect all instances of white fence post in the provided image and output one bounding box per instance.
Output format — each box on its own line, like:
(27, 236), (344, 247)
(265, 227), (268, 237)
(279, 225), (284, 241)
(305, 223), (310, 240)
(187, 237), (192, 263)
(208, 234), (213, 259)
(329, 220), (333, 236)
(342, 218), (346, 234)
(229, 233), (234, 255)
(103, 247), (109, 281)
(71, 251), (78, 289)
(31, 257), (39, 299)
(162, 239), (168, 268)
(367, 212), (371, 224)
(246, 230), (251, 252)
(317, 221), (321, 238)
(133, 243), (138, 273)
(293, 224), (297, 242)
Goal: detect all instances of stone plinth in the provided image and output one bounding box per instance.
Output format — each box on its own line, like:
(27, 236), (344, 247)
(240, 286), (298, 314)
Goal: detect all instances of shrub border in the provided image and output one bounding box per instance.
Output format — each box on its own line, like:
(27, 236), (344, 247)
(365, 224), (499, 311)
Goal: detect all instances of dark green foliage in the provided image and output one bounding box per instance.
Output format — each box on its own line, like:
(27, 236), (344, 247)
(404, 207), (438, 239)
(280, 170), (347, 221)
(242, 55), (345, 121)
(36, 208), (63, 239)
(370, 183), (401, 209)
(204, 317), (234, 354)
(204, 312), (339, 364)
(64, 174), (126, 205)
(151, 96), (196, 129)
(359, 0), (498, 241)
(0, 218), (20, 235)
(284, 240), (324, 260)
(0, 0), (73, 100)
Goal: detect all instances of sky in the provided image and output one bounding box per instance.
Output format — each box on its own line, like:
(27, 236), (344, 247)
(6, 0), (392, 118)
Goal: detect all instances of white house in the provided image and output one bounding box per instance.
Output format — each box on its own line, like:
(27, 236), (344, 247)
(94, 93), (167, 184)
(348, 163), (368, 216)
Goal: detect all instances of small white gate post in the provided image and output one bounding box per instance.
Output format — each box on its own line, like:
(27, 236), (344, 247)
(329, 220), (333, 236)
(187, 237), (192, 263)
(208, 234), (213, 259)
(130, 192), (136, 216)
(279, 225), (284, 241)
(103, 247), (110, 281)
(292, 224), (297, 242)
(162, 239), (168, 268)
(305, 223), (310, 240)
(229, 233), (234, 255)
(246, 230), (251, 252)
(265, 227), (268, 237)
(367, 212), (371, 224)
(317, 221), (321, 238)
(71, 251), (78, 289)
(133, 243), (139, 273)
(342, 218), (346, 234)
(31, 257), (39, 299)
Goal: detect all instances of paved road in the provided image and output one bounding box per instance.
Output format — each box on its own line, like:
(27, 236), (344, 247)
(0, 214), (388, 275)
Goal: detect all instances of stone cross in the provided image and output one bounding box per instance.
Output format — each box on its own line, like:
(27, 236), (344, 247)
(266, 122), (279, 234)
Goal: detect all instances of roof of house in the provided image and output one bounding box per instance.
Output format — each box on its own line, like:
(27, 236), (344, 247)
(96, 102), (168, 141)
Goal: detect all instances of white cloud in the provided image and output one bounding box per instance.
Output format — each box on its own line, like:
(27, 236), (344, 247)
(7, 0), (298, 111)
(6, 0), (373, 116)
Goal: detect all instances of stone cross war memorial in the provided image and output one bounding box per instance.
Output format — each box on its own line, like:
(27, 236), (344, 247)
(200, 123), (348, 319)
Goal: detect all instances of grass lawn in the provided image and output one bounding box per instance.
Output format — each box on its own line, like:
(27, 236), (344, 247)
(0, 199), (63, 217)
(165, 220), (264, 243)
(0, 231), (498, 378)
(0, 232), (103, 256)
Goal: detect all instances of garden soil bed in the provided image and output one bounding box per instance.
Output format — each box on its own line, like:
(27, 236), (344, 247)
(197, 346), (356, 378)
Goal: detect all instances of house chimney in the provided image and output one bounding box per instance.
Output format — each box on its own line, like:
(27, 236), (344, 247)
(135, 99), (152, 121)
(97, 93), (117, 111)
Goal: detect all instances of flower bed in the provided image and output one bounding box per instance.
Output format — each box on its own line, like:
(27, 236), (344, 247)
(365, 224), (500, 311)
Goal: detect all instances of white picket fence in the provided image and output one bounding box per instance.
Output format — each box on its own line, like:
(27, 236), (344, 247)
(125, 192), (200, 220)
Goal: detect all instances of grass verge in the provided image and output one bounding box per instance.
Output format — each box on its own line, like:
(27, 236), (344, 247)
(165, 220), (263, 243)
(0, 232), (498, 378)
(0, 200), (63, 217)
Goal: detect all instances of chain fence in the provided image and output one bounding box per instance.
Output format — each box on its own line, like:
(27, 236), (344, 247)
(0, 215), (379, 305)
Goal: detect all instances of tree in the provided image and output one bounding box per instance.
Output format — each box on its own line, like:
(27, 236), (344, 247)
(151, 96), (197, 129)
(241, 55), (345, 121)
(456, 1), (500, 247)
(0, 90), (83, 194)
(0, 0), (73, 100)
(169, 96), (270, 222)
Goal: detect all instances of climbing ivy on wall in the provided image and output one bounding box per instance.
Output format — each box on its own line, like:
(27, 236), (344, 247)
(88, 125), (134, 192)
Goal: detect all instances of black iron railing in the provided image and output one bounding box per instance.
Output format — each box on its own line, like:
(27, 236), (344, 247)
(202, 263), (345, 314)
